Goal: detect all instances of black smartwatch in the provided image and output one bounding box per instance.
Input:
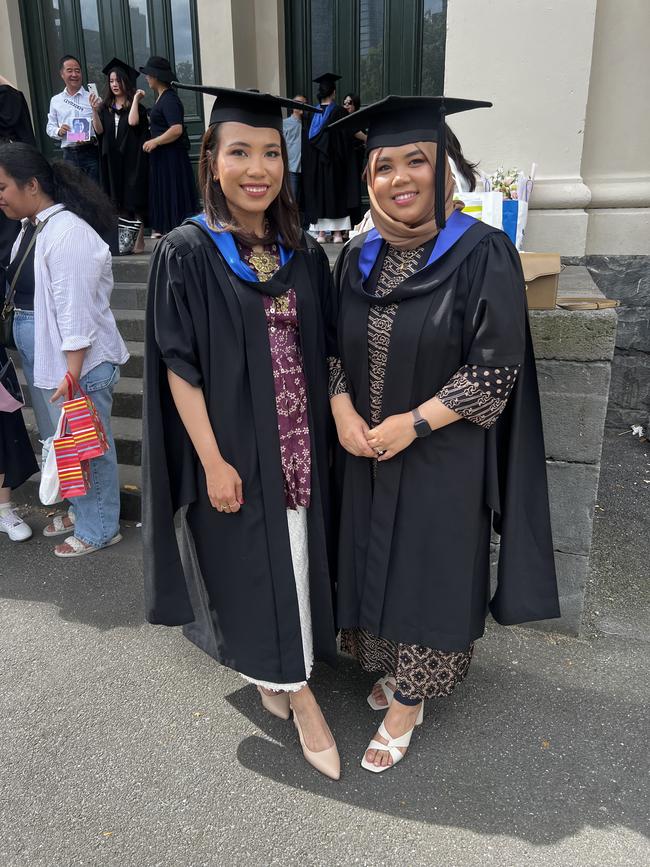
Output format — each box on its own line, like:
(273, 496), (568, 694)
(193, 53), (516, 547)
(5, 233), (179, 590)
(412, 407), (432, 438)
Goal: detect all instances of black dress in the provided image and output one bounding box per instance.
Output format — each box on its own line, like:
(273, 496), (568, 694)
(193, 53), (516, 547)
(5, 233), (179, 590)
(98, 102), (149, 218)
(333, 216), (560, 693)
(148, 90), (197, 234)
(0, 346), (38, 490)
(143, 224), (338, 684)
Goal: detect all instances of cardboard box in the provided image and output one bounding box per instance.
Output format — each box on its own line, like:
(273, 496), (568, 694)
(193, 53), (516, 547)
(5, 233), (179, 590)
(519, 252), (561, 310)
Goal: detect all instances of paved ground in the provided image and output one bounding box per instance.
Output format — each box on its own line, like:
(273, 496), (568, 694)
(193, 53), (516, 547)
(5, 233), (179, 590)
(1, 430), (648, 867)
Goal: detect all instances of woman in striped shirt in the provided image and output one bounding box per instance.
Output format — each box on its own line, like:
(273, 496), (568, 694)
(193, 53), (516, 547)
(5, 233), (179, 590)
(0, 142), (129, 557)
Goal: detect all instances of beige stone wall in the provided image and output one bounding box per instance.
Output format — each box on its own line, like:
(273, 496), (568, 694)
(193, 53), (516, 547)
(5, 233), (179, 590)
(0, 0), (30, 110)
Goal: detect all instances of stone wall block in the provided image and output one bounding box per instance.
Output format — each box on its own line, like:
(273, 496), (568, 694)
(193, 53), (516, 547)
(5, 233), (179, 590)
(607, 353), (650, 418)
(545, 461), (601, 556)
(529, 309), (618, 361)
(587, 255), (650, 307)
(526, 552), (589, 637)
(611, 307), (650, 352)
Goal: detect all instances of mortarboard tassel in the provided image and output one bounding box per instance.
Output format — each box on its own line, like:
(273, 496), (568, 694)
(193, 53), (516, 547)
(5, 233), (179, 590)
(435, 101), (447, 229)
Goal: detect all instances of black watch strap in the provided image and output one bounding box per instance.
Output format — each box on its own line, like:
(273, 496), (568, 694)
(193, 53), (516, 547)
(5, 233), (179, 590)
(412, 407), (432, 438)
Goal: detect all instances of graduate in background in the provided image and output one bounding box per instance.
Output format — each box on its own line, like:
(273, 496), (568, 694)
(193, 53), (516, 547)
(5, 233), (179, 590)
(90, 58), (149, 254)
(301, 72), (355, 244)
(328, 96), (560, 773)
(143, 86), (341, 780)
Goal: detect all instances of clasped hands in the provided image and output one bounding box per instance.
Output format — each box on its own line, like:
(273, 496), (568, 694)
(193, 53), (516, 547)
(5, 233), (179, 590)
(335, 407), (416, 462)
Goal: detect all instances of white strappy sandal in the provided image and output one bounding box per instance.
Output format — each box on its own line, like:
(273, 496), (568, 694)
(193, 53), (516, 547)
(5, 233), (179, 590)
(361, 703), (424, 774)
(367, 675), (396, 710)
(367, 676), (424, 726)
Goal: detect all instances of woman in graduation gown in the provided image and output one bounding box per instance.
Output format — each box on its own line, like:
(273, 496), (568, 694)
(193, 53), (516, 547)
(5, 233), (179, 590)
(328, 96), (560, 773)
(90, 59), (149, 253)
(301, 73), (354, 244)
(0, 75), (35, 267)
(143, 85), (341, 780)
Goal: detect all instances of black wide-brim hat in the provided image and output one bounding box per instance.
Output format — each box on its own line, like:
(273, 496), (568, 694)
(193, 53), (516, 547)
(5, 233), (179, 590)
(139, 56), (175, 83)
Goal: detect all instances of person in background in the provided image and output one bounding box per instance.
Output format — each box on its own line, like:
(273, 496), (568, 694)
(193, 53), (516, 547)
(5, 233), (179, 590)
(0, 74), (36, 267)
(282, 94), (306, 205)
(0, 345), (38, 542)
(90, 58), (149, 254)
(0, 142), (129, 557)
(341, 93), (366, 233)
(137, 56), (197, 239)
(46, 55), (99, 183)
(301, 72), (354, 244)
(445, 123), (481, 192)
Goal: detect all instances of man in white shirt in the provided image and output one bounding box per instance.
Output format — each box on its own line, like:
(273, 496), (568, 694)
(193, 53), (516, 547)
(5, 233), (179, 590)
(46, 55), (99, 184)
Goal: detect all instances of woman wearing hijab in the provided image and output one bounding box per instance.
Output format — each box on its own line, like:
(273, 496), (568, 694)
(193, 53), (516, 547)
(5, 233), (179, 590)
(328, 96), (560, 773)
(143, 86), (340, 780)
(137, 57), (197, 238)
(90, 58), (149, 254)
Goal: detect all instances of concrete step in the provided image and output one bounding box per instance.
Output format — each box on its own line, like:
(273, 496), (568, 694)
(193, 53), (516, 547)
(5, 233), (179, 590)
(114, 309), (145, 342)
(111, 253), (151, 283)
(23, 407), (142, 467)
(111, 282), (148, 311)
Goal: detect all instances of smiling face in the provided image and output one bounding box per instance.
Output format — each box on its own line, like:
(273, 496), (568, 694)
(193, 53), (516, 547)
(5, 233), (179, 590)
(211, 121), (284, 223)
(370, 144), (435, 224)
(0, 166), (37, 221)
(60, 58), (82, 93)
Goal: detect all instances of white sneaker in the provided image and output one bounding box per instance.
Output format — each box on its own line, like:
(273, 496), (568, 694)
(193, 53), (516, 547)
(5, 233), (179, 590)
(0, 505), (33, 542)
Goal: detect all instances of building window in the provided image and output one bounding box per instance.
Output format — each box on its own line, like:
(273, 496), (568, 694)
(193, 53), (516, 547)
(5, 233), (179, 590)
(420, 0), (447, 95)
(359, 0), (385, 105)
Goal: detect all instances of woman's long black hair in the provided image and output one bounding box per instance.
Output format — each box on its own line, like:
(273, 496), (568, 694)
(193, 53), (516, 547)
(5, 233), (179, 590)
(445, 124), (480, 192)
(198, 122), (302, 250)
(0, 142), (115, 236)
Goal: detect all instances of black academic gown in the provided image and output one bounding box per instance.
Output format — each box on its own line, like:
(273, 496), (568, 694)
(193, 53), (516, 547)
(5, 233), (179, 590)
(302, 104), (355, 225)
(334, 221), (560, 652)
(98, 104), (149, 216)
(143, 223), (338, 683)
(0, 84), (36, 268)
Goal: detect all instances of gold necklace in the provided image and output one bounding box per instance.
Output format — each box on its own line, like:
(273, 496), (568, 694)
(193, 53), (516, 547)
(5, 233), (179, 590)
(248, 251), (278, 283)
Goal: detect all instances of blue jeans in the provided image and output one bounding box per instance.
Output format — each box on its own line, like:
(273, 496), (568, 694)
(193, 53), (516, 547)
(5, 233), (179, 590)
(13, 309), (59, 441)
(288, 171), (300, 202)
(63, 145), (100, 184)
(48, 361), (121, 547)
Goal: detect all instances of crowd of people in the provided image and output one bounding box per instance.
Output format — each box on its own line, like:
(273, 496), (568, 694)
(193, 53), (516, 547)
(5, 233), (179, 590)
(2, 58), (560, 779)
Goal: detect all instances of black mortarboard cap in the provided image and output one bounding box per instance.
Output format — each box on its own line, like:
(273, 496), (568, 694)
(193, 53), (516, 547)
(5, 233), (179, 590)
(312, 72), (342, 85)
(328, 94), (492, 228)
(173, 83), (321, 130)
(102, 57), (139, 84)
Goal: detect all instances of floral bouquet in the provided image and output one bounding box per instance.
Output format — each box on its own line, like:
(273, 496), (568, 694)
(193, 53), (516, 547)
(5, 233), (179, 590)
(483, 164), (536, 248)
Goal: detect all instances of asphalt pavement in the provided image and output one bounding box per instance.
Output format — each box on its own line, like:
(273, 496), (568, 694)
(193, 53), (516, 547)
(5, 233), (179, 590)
(1, 429), (648, 867)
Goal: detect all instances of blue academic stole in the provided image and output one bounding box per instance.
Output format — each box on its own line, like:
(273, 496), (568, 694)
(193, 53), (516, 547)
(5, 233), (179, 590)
(357, 208), (478, 283)
(189, 214), (293, 282)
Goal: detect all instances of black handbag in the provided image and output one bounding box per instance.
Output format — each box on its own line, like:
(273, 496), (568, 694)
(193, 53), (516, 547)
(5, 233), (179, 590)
(1, 211), (60, 348)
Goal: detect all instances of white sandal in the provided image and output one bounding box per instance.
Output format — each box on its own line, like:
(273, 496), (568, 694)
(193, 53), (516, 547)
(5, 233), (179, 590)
(367, 677), (424, 725)
(361, 705), (424, 774)
(54, 533), (122, 558)
(367, 675), (396, 710)
(43, 513), (75, 538)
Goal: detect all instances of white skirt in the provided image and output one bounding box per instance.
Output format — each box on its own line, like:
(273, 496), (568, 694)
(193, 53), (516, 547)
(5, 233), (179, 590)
(309, 217), (351, 233)
(241, 506), (313, 692)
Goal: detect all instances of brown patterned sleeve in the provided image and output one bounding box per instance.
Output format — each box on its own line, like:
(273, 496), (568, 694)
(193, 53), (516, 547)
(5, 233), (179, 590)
(435, 363), (520, 429)
(328, 356), (349, 398)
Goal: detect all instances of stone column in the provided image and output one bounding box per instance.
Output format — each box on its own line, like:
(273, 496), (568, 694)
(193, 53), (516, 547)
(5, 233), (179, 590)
(444, 0), (598, 256)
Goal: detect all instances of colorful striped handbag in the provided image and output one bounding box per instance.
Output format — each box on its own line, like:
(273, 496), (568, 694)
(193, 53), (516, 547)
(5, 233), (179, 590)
(61, 372), (109, 461)
(52, 427), (91, 499)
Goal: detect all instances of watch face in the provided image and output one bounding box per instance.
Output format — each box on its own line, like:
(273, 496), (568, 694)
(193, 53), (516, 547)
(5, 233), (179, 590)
(414, 418), (431, 438)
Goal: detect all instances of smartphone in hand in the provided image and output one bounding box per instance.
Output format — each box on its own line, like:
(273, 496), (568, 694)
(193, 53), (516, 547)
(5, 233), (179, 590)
(88, 82), (99, 99)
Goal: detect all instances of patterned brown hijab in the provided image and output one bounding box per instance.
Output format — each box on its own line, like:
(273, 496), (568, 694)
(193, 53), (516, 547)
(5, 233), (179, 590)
(366, 141), (461, 250)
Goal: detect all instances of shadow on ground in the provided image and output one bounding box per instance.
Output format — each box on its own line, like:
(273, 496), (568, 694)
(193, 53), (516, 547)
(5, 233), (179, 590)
(228, 649), (648, 847)
(1, 508), (144, 630)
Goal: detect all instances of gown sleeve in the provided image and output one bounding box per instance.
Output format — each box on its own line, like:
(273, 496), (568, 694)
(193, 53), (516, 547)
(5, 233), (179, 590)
(463, 232), (527, 368)
(435, 362), (520, 429)
(142, 235), (203, 626)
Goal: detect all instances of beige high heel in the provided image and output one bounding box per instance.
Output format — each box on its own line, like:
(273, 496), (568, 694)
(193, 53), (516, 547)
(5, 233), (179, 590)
(257, 686), (291, 720)
(292, 708), (341, 781)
